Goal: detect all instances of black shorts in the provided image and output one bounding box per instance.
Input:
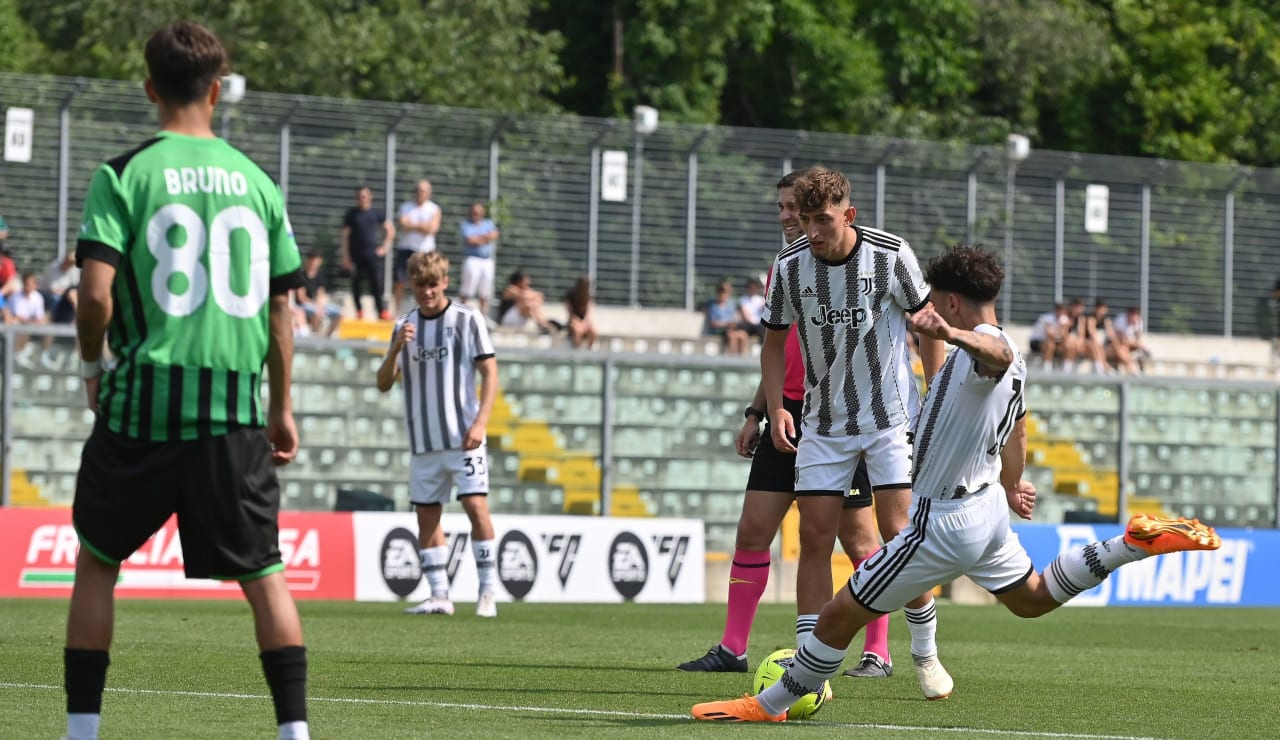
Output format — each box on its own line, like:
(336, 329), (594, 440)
(744, 396), (872, 509)
(393, 249), (415, 282)
(73, 422), (283, 580)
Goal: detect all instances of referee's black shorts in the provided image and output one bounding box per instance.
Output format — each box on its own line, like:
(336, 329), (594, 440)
(745, 396), (872, 509)
(73, 421), (284, 580)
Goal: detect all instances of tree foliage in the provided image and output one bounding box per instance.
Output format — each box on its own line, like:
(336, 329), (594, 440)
(9, 0), (1280, 165)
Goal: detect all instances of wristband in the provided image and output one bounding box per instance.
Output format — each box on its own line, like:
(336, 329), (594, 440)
(744, 406), (765, 422)
(79, 357), (103, 379)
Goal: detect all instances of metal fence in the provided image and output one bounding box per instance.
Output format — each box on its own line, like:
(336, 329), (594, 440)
(3, 73), (1280, 332)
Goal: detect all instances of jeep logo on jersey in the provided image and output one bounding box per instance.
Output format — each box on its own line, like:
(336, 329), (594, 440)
(545, 533), (582, 587)
(810, 304), (867, 327)
(413, 346), (449, 362)
(655, 535), (690, 587)
(498, 530), (537, 599)
(445, 532), (470, 584)
(380, 527), (423, 597)
(608, 532), (648, 600)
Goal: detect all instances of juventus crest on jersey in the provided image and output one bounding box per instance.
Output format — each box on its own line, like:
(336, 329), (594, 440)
(392, 301), (496, 453)
(911, 324), (1027, 501)
(762, 227), (930, 437)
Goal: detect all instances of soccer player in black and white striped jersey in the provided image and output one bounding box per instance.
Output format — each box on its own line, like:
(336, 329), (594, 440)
(377, 251), (500, 618)
(692, 245), (1220, 722)
(757, 167), (953, 699)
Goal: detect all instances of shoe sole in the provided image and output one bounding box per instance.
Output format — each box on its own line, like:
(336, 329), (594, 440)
(1125, 514), (1221, 554)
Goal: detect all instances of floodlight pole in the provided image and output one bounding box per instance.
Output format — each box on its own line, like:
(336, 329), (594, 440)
(1002, 135), (1030, 322)
(383, 105), (411, 313)
(56, 78), (88, 260)
(684, 127), (712, 312)
(278, 98), (303, 207)
(874, 141), (902, 230)
(587, 121), (617, 289)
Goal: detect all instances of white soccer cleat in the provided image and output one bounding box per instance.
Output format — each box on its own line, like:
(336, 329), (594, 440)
(912, 654), (954, 700)
(476, 591), (497, 618)
(404, 596), (454, 615)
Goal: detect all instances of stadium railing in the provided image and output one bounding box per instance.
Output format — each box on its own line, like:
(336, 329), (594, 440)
(3, 325), (1277, 553)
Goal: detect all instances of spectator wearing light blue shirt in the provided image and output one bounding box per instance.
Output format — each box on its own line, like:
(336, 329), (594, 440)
(459, 203), (500, 319)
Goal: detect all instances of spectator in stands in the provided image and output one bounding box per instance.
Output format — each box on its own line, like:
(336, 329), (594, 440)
(0, 243), (19, 298)
(459, 203), (500, 320)
(1110, 305), (1150, 374)
(1083, 298), (1119, 374)
(0, 212), (7, 243)
(563, 276), (598, 350)
(40, 250), (80, 325)
(297, 251), (343, 337)
(1060, 297), (1088, 371)
(341, 185), (395, 320)
(1028, 303), (1067, 368)
(393, 179), (442, 313)
(497, 269), (559, 334)
(11, 272), (48, 366)
(1256, 279), (1280, 359)
(704, 280), (749, 355)
(736, 277), (766, 345)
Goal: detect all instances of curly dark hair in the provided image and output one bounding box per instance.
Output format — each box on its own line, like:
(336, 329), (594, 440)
(792, 167), (851, 213)
(924, 244), (1004, 304)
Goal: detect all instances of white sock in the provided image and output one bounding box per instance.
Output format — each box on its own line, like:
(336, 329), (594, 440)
(904, 600), (938, 658)
(278, 720), (310, 740)
(419, 546), (450, 598)
(472, 538), (496, 594)
(757, 635), (846, 716)
(67, 713), (100, 740)
(794, 614), (818, 647)
(1044, 534), (1143, 603)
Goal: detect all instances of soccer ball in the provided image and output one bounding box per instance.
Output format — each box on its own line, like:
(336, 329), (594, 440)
(752, 648), (832, 720)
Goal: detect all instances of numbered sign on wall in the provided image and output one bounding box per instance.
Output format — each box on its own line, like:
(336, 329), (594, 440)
(1085, 184), (1109, 234)
(601, 150), (627, 202)
(4, 107), (34, 163)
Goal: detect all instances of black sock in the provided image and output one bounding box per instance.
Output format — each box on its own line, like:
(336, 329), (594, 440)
(64, 648), (110, 714)
(260, 646), (308, 725)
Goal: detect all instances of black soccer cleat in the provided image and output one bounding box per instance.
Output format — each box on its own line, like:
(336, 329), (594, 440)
(677, 644), (748, 673)
(842, 651), (893, 679)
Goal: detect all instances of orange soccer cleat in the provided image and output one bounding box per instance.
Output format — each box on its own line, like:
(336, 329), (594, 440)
(691, 694), (785, 723)
(1124, 514), (1221, 556)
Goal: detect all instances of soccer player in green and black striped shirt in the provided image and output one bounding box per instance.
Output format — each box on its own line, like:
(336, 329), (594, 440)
(65, 21), (310, 740)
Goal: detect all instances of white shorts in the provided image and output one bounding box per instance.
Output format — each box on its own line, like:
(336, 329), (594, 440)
(794, 424), (912, 495)
(460, 256), (495, 301)
(847, 485), (1034, 613)
(409, 445), (490, 505)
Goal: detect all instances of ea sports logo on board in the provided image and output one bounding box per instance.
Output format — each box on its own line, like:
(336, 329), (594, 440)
(498, 530), (537, 599)
(380, 527), (422, 597)
(608, 532), (648, 600)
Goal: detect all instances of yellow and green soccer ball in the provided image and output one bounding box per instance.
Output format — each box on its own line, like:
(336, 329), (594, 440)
(752, 648), (832, 720)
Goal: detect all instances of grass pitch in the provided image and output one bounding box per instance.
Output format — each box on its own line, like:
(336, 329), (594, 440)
(1, 599), (1275, 738)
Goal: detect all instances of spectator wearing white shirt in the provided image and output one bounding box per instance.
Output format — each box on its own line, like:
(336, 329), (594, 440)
(1028, 303), (1067, 368)
(1108, 306), (1149, 374)
(393, 179), (442, 314)
(40, 250), (80, 325)
(736, 277), (766, 344)
(11, 272), (47, 366)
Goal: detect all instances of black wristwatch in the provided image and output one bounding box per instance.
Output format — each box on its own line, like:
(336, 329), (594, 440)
(744, 406), (765, 422)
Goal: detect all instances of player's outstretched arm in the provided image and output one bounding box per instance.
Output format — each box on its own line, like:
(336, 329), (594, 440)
(910, 306), (1012, 377)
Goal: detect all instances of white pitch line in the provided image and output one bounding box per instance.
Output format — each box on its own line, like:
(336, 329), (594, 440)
(0, 682), (1174, 740)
